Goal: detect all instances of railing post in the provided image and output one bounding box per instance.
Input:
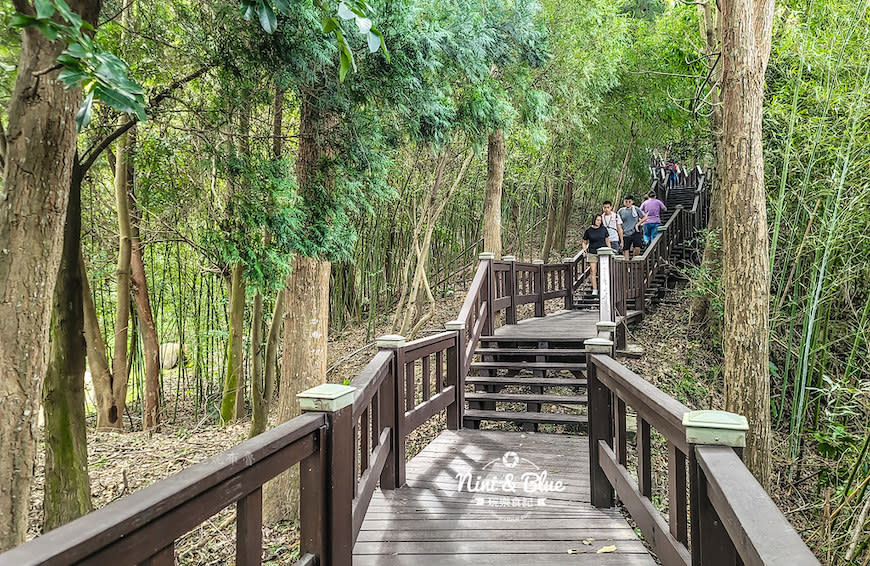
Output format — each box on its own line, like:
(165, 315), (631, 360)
(236, 486), (263, 566)
(684, 410), (749, 566)
(562, 257), (574, 310)
(596, 248), (614, 322)
(297, 384), (357, 566)
(480, 252), (496, 334)
(586, 352), (614, 508)
(503, 255), (518, 324)
(632, 256), (646, 315)
(532, 259), (545, 317)
(445, 320), (466, 430)
(375, 334), (406, 489)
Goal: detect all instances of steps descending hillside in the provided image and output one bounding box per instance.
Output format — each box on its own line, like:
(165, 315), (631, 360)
(463, 338), (589, 431)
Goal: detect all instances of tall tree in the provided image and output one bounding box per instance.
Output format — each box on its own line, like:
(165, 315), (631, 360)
(483, 129), (505, 257)
(42, 164), (91, 531)
(264, 87), (336, 523)
(0, 0), (101, 549)
(719, 0), (774, 484)
(250, 82), (287, 439)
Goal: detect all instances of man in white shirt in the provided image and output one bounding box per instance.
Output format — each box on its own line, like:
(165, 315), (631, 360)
(601, 200), (623, 252)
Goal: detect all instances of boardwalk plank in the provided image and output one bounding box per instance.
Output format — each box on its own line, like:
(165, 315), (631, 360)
(354, 430), (656, 565)
(352, 554), (656, 565)
(354, 540), (649, 554)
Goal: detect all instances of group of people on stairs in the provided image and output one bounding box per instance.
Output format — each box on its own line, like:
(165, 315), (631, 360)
(581, 192), (667, 294)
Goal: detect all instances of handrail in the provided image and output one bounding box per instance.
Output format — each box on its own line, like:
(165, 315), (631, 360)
(588, 354), (819, 566)
(591, 354), (689, 451)
(0, 412), (327, 565)
(694, 446), (819, 565)
(350, 350), (393, 420)
(457, 261), (488, 326)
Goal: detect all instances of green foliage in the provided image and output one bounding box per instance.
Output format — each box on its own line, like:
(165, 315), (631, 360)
(684, 229), (724, 338)
(239, 0), (388, 80)
(10, 0), (146, 129)
(202, 157), (302, 292)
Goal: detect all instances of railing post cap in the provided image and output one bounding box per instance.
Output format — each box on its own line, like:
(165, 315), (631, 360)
(502, 254), (517, 262)
(445, 320), (465, 331)
(596, 321), (617, 332)
(585, 337), (613, 354)
(561, 256), (574, 263)
(683, 410), (749, 447)
(376, 334), (406, 348)
(479, 252), (496, 260)
(297, 384), (356, 412)
(596, 247), (614, 256)
(532, 259), (545, 265)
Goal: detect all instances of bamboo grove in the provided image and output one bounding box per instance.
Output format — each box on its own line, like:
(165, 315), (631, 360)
(0, 0), (868, 562)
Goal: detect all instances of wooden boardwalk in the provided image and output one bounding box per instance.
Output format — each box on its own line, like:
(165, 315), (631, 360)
(353, 430), (656, 564)
(490, 309), (640, 341)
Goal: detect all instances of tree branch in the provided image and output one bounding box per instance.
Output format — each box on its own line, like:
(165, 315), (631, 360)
(627, 70), (705, 79)
(79, 65), (213, 173)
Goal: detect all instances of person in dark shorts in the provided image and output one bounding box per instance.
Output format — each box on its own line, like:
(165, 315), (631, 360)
(618, 195), (647, 259)
(582, 214), (608, 295)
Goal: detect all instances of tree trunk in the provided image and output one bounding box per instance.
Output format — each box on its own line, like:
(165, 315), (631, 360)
(248, 292), (265, 437)
(102, 121), (134, 431)
(263, 256), (330, 523)
(483, 129), (505, 258)
(264, 291), (284, 404)
(541, 177), (558, 261)
(393, 150), (473, 338)
(0, 0), (101, 549)
(264, 89), (333, 523)
(43, 164), (91, 532)
(81, 254), (114, 430)
(690, 0), (724, 327)
(250, 289), (283, 438)
(126, 166), (161, 430)
(555, 177), (574, 252)
(220, 263), (246, 424)
(249, 84), (285, 439)
(719, 0), (774, 486)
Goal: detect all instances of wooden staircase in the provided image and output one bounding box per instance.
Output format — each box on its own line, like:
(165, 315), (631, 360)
(463, 338), (589, 430)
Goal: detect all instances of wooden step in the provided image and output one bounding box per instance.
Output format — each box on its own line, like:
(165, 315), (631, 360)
(474, 348), (587, 357)
(465, 392), (587, 405)
(479, 336), (586, 344)
(466, 376), (586, 387)
(463, 409), (588, 426)
(470, 362), (587, 371)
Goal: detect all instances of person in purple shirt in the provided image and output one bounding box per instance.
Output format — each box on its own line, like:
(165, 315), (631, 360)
(640, 191), (667, 245)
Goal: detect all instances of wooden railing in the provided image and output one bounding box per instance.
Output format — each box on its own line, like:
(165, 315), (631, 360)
(0, 412), (331, 565)
(1, 333), (466, 566)
(610, 174), (708, 321)
(587, 354), (819, 566)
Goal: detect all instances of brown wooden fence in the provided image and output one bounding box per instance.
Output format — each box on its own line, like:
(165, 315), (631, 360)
(587, 354), (819, 566)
